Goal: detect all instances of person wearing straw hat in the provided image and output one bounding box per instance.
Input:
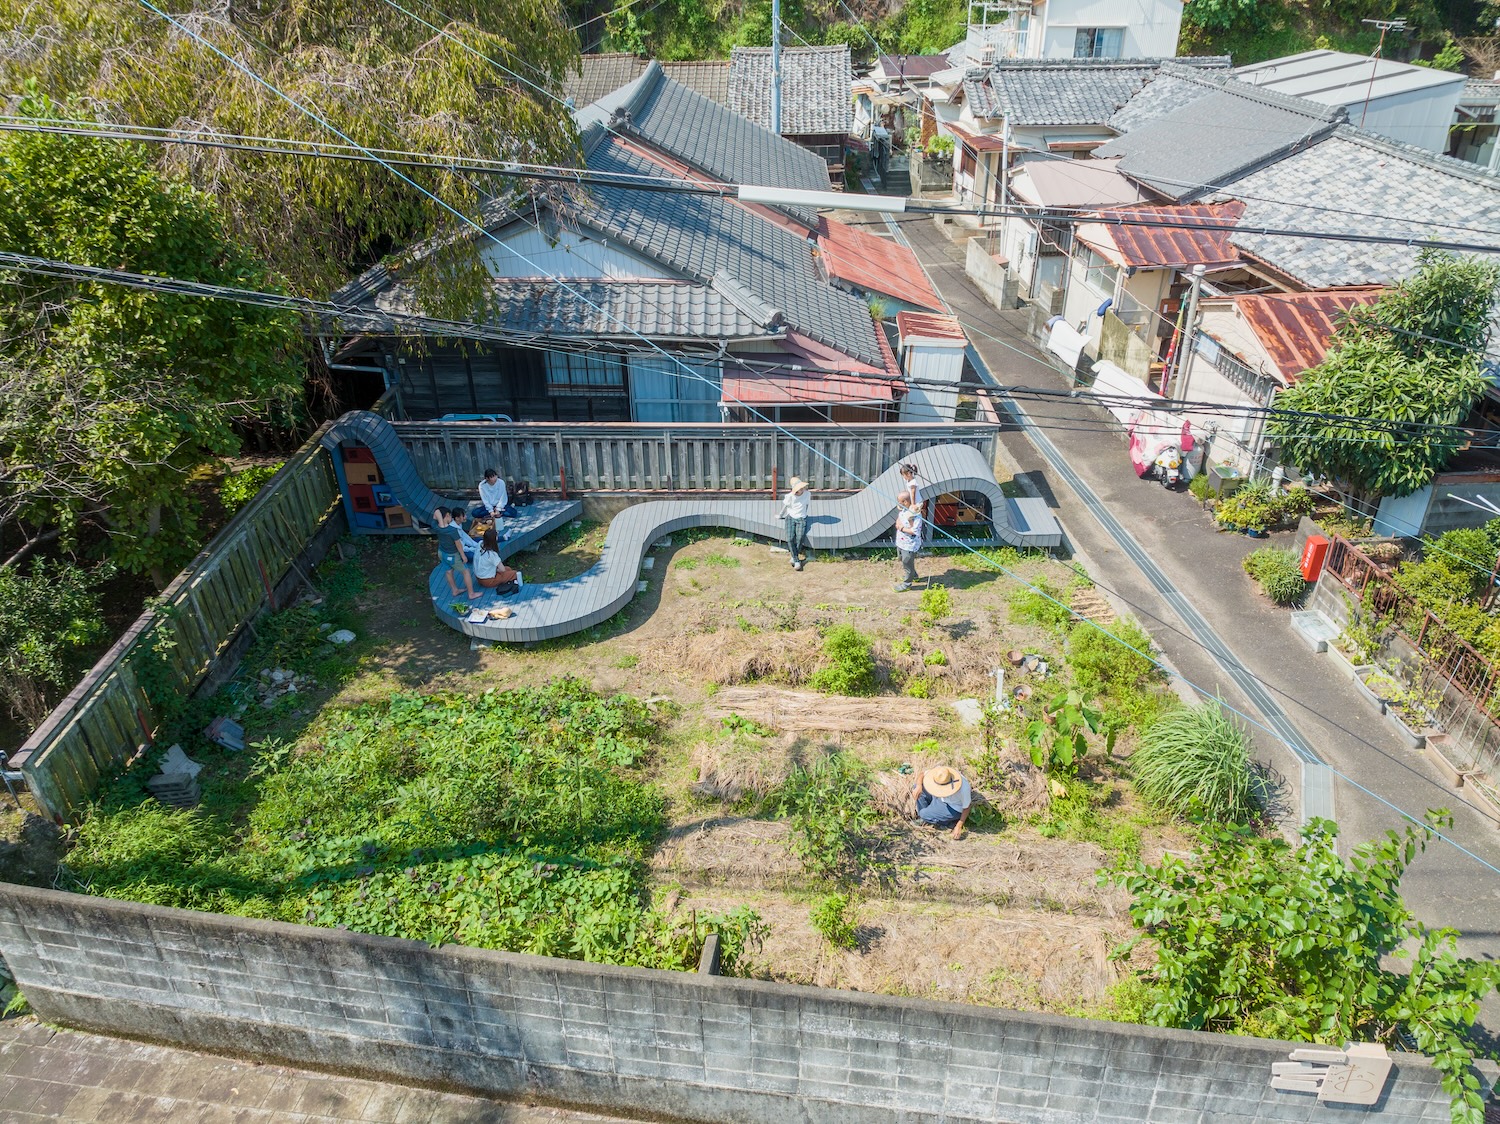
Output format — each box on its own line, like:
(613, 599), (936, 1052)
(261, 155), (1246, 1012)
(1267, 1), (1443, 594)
(780, 476), (812, 571)
(910, 765), (972, 840)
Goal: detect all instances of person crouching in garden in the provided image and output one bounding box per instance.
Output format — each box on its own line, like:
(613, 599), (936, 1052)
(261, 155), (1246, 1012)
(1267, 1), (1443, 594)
(780, 476), (811, 571)
(911, 766), (973, 840)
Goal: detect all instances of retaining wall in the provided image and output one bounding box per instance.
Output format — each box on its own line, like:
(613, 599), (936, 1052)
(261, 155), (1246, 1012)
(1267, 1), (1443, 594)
(0, 884), (1454, 1123)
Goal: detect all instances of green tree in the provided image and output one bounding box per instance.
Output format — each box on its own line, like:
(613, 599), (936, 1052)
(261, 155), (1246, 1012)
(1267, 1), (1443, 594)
(0, 560), (111, 726)
(1269, 252), (1500, 503)
(0, 93), (303, 579)
(0, 0), (580, 301)
(1113, 814), (1500, 1123)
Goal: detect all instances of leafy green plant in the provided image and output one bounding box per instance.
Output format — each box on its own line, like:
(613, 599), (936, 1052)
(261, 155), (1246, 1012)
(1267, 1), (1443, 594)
(924, 134), (954, 159)
(219, 463), (282, 516)
(809, 892), (860, 950)
(923, 649), (947, 667)
(891, 636), (913, 656)
(1112, 813), (1500, 1123)
(1188, 473), (1214, 502)
(905, 675), (933, 698)
(0, 559), (111, 726)
(1033, 778), (1142, 864)
(1007, 580), (1073, 631)
(1336, 597), (1387, 664)
(614, 653), (639, 669)
(2, 989), (30, 1019)
(919, 585), (951, 622)
(1026, 690), (1107, 776)
(1242, 546), (1306, 605)
(1132, 703), (1262, 824)
(720, 713), (773, 737)
(703, 552), (740, 569)
(808, 624), (877, 696)
(771, 754), (879, 881)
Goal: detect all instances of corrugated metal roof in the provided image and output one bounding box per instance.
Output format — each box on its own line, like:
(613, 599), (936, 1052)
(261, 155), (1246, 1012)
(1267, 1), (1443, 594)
(1232, 288), (1384, 380)
(1235, 50), (1468, 106)
(730, 45), (853, 135)
(723, 369), (896, 404)
(877, 55), (950, 80)
(896, 310), (966, 343)
(1088, 201), (1245, 268)
(818, 217), (941, 310)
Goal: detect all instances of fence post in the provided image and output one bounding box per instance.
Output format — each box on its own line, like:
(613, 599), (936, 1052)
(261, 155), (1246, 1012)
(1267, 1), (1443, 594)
(771, 466), (778, 499)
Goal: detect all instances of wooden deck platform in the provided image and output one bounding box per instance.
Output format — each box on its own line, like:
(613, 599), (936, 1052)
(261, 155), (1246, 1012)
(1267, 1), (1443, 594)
(429, 443), (1062, 644)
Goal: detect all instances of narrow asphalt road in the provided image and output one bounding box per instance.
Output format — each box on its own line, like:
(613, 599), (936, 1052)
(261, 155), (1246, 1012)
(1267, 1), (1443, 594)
(888, 211), (1500, 978)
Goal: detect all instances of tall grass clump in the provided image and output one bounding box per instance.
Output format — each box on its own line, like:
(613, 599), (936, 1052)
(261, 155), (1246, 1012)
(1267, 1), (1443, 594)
(1242, 547), (1306, 606)
(1132, 702), (1262, 824)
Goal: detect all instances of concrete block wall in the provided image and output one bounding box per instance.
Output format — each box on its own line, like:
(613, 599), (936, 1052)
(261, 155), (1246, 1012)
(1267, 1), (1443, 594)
(0, 884), (1455, 1123)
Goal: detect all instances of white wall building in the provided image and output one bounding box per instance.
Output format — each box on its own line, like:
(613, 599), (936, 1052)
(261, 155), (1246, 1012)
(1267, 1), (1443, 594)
(958, 0), (1183, 62)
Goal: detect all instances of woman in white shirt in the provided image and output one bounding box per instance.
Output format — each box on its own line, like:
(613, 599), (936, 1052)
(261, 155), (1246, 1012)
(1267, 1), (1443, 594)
(779, 476), (811, 571)
(476, 468), (509, 519)
(473, 528), (521, 592)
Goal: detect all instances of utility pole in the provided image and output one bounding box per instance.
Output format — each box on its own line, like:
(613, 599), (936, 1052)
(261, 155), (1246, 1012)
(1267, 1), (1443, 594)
(1172, 264), (1207, 402)
(771, 0), (782, 135)
(1358, 18), (1406, 128)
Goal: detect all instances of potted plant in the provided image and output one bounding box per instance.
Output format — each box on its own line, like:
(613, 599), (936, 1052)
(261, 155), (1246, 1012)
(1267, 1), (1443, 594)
(1384, 674), (1444, 751)
(1355, 668), (1401, 715)
(1329, 597), (1384, 683)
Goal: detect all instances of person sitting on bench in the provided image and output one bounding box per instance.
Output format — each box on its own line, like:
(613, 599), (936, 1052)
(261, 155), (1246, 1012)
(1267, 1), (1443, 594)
(474, 468), (517, 520)
(473, 527), (521, 594)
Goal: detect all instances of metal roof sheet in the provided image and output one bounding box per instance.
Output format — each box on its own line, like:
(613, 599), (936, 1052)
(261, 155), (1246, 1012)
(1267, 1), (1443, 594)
(722, 369), (896, 404)
(1085, 201), (1245, 269)
(1230, 287), (1383, 380)
(730, 45), (853, 135)
(1009, 156), (1152, 209)
(817, 217), (941, 311)
(1235, 50), (1468, 106)
(896, 310), (965, 343)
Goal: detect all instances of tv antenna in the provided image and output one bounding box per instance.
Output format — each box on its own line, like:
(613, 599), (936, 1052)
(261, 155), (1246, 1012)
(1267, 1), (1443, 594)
(1358, 17), (1407, 128)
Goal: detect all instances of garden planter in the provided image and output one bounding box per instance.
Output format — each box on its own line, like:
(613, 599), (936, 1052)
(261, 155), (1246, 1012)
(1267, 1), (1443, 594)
(1354, 671), (1391, 715)
(1328, 646), (1373, 685)
(1290, 610), (1338, 654)
(1463, 776), (1500, 828)
(1424, 734), (1465, 788)
(1385, 706), (1430, 751)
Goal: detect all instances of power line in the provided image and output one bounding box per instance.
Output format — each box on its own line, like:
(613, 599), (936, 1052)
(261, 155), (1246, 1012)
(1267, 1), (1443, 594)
(130, 0), (1500, 885)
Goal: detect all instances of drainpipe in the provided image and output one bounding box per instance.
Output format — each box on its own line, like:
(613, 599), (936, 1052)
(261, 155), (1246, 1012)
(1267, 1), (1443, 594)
(1171, 265), (1207, 402)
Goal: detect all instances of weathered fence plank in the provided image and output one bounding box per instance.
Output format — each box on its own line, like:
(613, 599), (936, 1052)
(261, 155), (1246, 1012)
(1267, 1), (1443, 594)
(12, 425), (343, 822)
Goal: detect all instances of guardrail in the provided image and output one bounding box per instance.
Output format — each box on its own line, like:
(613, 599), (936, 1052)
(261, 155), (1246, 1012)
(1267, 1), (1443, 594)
(391, 418), (1000, 494)
(11, 426), (343, 821)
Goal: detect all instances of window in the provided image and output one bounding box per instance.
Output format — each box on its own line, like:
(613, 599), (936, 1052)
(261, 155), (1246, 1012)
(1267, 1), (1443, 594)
(545, 350), (625, 394)
(958, 143), (977, 176)
(1081, 247), (1118, 297)
(1074, 27), (1124, 58)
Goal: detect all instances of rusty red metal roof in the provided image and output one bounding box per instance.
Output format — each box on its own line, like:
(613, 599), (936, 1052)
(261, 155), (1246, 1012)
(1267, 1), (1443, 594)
(817, 217), (942, 311)
(896, 310), (966, 343)
(1091, 201), (1245, 269)
(722, 370), (897, 405)
(1234, 288), (1384, 380)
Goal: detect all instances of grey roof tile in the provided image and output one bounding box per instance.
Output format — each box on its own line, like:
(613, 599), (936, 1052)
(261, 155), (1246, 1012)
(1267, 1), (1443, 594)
(729, 45), (853, 135)
(563, 53), (648, 108)
(1096, 65), (1345, 199)
(378, 279), (771, 340)
(660, 60), (731, 104)
(1216, 126), (1500, 288)
(590, 63), (832, 224)
(1108, 72), (1215, 132)
(961, 57), (1229, 128)
(580, 135), (883, 365)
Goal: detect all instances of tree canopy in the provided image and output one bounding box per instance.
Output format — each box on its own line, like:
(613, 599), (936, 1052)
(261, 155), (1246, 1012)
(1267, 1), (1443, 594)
(1267, 251), (1500, 501)
(0, 92), (303, 578)
(1115, 814), (1500, 1123)
(0, 0), (581, 300)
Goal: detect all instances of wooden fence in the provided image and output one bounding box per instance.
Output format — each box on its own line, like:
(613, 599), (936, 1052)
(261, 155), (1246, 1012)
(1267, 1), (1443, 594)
(392, 420), (1001, 495)
(10, 428), (343, 822)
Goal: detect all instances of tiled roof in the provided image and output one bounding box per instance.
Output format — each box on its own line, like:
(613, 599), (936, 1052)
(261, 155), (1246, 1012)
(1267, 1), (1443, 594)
(377, 279), (774, 340)
(730, 45), (853, 135)
(1231, 288), (1383, 380)
(1088, 201), (1245, 269)
(816, 216), (942, 310)
(962, 57), (1231, 127)
(1217, 126), (1500, 288)
(661, 60), (731, 104)
(1095, 64), (1345, 199)
(564, 55), (733, 108)
(1107, 71), (1215, 132)
(581, 131), (884, 365)
(585, 63), (831, 225)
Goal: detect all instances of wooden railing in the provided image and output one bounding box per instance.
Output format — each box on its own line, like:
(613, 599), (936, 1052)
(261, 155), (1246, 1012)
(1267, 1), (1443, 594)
(10, 427), (343, 821)
(391, 419), (1001, 494)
